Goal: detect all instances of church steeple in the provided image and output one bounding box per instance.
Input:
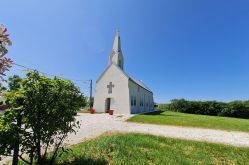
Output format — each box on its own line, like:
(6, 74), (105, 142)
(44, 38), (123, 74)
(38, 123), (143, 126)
(113, 29), (121, 52)
(109, 29), (124, 70)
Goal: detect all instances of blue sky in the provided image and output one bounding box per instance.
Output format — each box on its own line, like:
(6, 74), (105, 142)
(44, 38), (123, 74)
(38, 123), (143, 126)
(1, 0), (249, 103)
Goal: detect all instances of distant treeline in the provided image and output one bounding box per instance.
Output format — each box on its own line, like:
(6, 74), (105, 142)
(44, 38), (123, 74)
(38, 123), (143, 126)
(159, 99), (249, 119)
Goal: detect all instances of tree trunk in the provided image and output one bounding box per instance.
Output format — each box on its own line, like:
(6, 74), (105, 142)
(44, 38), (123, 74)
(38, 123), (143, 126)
(36, 109), (42, 165)
(12, 141), (19, 165)
(30, 151), (34, 165)
(37, 141), (41, 165)
(12, 114), (22, 165)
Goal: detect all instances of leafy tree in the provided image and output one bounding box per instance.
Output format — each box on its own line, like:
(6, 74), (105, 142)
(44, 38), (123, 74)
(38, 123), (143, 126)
(0, 83), (6, 92)
(8, 75), (22, 91)
(158, 104), (170, 111)
(0, 83), (7, 104)
(0, 90), (24, 164)
(0, 71), (86, 165)
(0, 24), (12, 81)
(168, 99), (249, 118)
(170, 99), (189, 113)
(7, 75), (23, 164)
(0, 75), (22, 106)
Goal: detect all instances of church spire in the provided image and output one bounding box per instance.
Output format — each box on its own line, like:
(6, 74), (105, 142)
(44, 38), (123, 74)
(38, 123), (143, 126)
(112, 29), (121, 52)
(109, 29), (124, 70)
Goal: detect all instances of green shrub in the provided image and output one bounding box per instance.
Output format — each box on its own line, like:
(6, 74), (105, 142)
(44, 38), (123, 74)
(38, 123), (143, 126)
(158, 104), (170, 111)
(167, 99), (249, 119)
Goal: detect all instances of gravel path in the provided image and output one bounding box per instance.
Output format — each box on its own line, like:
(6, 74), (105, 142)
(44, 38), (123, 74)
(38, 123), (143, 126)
(64, 113), (249, 147)
(2, 113), (249, 164)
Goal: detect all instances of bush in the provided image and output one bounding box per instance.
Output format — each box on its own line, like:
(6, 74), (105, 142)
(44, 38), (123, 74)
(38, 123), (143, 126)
(0, 71), (86, 165)
(158, 104), (170, 111)
(166, 99), (249, 119)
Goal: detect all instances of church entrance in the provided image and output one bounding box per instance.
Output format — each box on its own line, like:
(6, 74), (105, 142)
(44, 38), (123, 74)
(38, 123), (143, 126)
(105, 98), (111, 113)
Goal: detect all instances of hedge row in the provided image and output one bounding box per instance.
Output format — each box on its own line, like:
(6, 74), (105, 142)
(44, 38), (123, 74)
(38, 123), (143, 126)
(159, 99), (249, 119)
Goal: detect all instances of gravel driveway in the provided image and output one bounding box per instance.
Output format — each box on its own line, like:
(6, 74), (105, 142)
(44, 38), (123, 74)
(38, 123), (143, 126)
(2, 113), (249, 164)
(64, 113), (249, 147)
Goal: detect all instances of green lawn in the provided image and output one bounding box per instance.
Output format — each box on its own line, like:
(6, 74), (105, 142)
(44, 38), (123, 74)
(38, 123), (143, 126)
(56, 133), (249, 165)
(77, 108), (90, 113)
(128, 111), (249, 132)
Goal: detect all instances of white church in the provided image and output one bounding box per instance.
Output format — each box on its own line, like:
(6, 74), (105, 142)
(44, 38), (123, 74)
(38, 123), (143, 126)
(93, 31), (154, 114)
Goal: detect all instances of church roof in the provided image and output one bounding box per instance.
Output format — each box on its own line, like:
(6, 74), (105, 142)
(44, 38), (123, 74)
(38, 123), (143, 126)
(96, 64), (153, 94)
(128, 75), (153, 93)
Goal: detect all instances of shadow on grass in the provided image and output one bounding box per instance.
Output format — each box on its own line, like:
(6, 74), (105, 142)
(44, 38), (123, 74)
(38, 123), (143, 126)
(143, 111), (184, 117)
(57, 156), (107, 165)
(143, 111), (165, 115)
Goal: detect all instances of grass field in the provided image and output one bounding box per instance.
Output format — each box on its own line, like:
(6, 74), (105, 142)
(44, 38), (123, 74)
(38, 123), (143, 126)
(56, 133), (249, 165)
(77, 108), (90, 113)
(128, 111), (249, 132)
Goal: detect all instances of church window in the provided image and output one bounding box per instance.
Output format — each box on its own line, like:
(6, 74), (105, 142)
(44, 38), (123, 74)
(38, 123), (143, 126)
(131, 96), (133, 106)
(146, 96), (149, 107)
(140, 96), (143, 107)
(134, 96), (136, 106)
(144, 94), (146, 107)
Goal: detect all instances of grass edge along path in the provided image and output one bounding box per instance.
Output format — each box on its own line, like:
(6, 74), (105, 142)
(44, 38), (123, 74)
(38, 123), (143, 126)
(128, 111), (249, 132)
(56, 133), (249, 165)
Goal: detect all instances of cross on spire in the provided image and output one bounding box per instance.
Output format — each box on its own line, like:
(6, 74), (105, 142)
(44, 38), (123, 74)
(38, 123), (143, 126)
(107, 82), (114, 94)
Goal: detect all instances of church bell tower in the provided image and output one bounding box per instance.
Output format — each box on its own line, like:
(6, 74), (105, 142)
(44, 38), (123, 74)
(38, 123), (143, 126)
(109, 30), (124, 70)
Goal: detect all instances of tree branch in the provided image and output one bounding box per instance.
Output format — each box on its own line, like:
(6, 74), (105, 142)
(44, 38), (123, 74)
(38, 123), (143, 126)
(1, 154), (12, 157)
(19, 155), (31, 165)
(50, 133), (67, 164)
(43, 141), (50, 159)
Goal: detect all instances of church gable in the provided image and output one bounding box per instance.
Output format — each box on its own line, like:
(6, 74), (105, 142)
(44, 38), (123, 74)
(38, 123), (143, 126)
(94, 63), (130, 114)
(96, 63), (128, 84)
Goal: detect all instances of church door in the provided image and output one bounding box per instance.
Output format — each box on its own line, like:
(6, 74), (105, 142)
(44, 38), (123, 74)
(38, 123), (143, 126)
(105, 98), (111, 112)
